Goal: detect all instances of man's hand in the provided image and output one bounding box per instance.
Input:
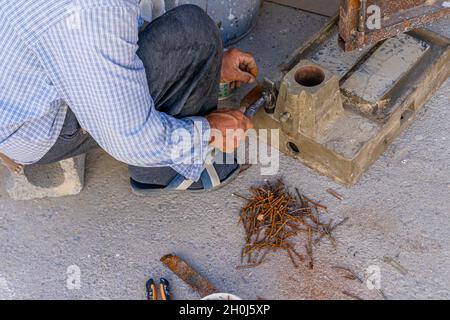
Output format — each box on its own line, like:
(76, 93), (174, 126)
(221, 48), (258, 89)
(206, 109), (253, 153)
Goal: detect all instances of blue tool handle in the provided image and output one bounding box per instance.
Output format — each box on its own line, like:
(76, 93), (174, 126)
(244, 96), (266, 119)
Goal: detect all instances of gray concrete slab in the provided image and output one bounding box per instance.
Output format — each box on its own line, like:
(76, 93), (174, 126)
(0, 2), (449, 300)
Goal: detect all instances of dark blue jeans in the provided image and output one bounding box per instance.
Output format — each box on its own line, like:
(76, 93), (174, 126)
(38, 5), (227, 186)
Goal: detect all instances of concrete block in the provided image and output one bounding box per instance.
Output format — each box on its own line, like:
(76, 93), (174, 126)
(3, 155), (86, 200)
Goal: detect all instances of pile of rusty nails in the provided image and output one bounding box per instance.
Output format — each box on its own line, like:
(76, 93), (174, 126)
(233, 179), (348, 270)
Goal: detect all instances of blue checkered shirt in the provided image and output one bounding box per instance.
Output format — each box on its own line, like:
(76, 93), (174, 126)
(0, 0), (211, 181)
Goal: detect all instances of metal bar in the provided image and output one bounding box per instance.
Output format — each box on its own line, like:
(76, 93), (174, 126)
(161, 254), (217, 298)
(339, 0), (450, 51)
(358, 0), (367, 32)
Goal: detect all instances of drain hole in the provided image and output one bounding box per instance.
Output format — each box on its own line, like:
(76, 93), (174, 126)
(400, 104), (415, 125)
(295, 66), (325, 87)
(287, 142), (300, 154)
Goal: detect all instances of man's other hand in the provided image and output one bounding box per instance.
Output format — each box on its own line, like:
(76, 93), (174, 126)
(221, 48), (258, 89)
(206, 109), (253, 153)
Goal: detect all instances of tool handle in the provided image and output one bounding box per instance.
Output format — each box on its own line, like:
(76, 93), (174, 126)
(160, 278), (171, 301)
(146, 278), (157, 301)
(244, 96), (266, 119)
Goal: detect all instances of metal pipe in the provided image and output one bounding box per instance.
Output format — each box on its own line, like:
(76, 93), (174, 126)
(358, 0), (368, 32)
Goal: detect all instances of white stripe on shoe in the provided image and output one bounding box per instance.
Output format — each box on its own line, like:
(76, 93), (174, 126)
(205, 164), (221, 188)
(176, 179), (195, 190)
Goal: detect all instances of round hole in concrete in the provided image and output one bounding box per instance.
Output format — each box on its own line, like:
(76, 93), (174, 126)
(295, 66), (325, 87)
(24, 162), (65, 188)
(287, 142), (300, 155)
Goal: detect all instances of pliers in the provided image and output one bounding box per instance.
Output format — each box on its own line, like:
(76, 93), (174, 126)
(146, 278), (171, 301)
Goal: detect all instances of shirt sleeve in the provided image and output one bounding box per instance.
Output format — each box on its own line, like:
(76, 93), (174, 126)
(36, 2), (210, 181)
